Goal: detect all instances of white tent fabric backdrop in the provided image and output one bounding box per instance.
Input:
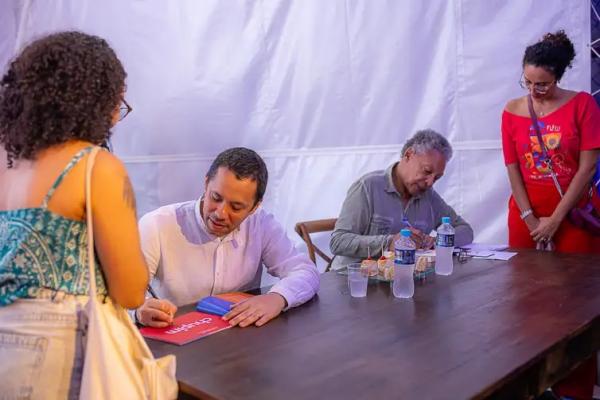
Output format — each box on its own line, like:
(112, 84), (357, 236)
(0, 1), (592, 278)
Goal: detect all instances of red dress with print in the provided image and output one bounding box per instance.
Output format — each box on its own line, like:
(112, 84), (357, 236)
(502, 92), (600, 253)
(502, 92), (600, 399)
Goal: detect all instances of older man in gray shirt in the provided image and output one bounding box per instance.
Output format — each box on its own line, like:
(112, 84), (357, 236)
(330, 129), (474, 269)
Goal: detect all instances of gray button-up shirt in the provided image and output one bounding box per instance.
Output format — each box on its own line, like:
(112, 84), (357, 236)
(330, 163), (474, 269)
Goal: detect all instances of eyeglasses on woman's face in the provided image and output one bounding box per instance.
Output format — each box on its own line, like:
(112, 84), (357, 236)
(519, 74), (556, 94)
(119, 98), (132, 121)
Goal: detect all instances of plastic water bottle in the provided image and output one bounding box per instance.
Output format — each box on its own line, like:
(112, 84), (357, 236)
(435, 216), (455, 276)
(393, 229), (415, 298)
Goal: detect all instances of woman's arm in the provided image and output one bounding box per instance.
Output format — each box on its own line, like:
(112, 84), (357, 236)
(91, 151), (149, 309)
(506, 163), (539, 232)
(502, 103), (540, 232)
(531, 150), (599, 241)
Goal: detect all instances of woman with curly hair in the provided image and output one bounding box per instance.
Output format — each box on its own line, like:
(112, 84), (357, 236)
(503, 30), (600, 253)
(0, 31), (148, 398)
(502, 30), (599, 399)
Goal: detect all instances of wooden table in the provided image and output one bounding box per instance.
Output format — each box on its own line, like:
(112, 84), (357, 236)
(147, 251), (600, 399)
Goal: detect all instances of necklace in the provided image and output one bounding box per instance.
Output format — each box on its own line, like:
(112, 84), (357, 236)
(531, 94), (559, 117)
(532, 101), (549, 117)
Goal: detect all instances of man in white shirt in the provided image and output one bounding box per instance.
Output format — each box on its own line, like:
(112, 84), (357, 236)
(135, 147), (320, 328)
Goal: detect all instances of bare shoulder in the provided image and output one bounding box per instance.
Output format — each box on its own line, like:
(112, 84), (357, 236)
(93, 149), (128, 179)
(555, 88), (578, 102)
(561, 88), (579, 97)
(504, 96), (526, 114)
(93, 149), (137, 210)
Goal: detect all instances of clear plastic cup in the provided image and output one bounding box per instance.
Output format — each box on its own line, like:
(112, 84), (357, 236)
(392, 263), (415, 298)
(347, 263), (368, 297)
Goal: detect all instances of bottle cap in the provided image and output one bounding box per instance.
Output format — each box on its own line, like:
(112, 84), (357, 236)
(442, 216), (451, 224)
(400, 229), (411, 237)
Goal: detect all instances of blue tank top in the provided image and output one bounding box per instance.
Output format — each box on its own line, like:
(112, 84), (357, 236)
(0, 147), (108, 305)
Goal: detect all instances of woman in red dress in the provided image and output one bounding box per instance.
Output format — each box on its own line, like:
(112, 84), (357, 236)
(502, 31), (599, 399)
(503, 31), (600, 252)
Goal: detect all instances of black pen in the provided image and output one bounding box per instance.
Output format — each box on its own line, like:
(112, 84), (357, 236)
(147, 286), (175, 322)
(147, 285), (159, 299)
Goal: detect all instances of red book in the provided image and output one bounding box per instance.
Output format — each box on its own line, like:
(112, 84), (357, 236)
(214, 291), (254, 303)
(141, 311), (232, 345)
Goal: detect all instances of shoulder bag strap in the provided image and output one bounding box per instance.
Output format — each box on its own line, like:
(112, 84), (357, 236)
(85, 147), (101, 297)
(527, 95), (564, 197)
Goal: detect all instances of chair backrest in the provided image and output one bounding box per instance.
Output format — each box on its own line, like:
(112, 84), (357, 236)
(294, 218), (337, 272)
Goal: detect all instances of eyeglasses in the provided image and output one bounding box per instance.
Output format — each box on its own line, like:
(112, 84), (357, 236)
(119, 99), (132, 121)
(457, 248), (471, 264)
(100, 139), (113, 152)
(519, 75), (555, 94)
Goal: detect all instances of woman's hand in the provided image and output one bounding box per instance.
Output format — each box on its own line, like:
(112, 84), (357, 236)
(530, 216), (561, 243)
(523, 214), (540, 232)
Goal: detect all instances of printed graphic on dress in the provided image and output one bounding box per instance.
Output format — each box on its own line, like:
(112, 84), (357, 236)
(522, 121), (573, 180)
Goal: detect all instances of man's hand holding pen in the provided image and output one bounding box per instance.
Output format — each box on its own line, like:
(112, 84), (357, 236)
(136, 298), (177, 328)
(388, 227), (435, 250)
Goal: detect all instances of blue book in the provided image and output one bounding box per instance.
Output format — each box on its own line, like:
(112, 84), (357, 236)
(196, 296), (234, 317)
(196, 302), (227, 316)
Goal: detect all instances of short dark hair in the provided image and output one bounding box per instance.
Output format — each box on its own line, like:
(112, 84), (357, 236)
(0, 31), (126, 167)
(522, 30), (575, 81)
(206, 147), (268, 204)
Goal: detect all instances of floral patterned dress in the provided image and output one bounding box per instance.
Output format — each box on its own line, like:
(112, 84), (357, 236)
(0, 147), (107, 305)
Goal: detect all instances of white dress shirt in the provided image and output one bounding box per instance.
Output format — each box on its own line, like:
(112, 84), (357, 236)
(138, 200), (320, 308)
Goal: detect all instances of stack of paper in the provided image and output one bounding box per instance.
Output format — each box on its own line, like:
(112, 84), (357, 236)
(459, 243), (517, 261)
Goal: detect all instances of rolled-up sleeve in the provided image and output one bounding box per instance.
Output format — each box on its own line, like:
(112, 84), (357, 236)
(329, 180), (392, 259)
(260, 213), (320, 309)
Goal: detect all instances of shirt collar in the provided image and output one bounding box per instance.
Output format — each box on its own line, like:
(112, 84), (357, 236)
(384, 163), (399, 194)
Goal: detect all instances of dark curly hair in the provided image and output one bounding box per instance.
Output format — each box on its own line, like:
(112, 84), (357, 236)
(0, 31), (126, 167)
(522, 30), (576, 81)
(206, 147), (268, 205)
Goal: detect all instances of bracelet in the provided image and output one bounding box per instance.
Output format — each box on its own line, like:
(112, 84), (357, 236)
(520, 209), (533, 220)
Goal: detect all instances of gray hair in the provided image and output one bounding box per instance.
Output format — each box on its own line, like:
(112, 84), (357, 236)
(401, 129), (453, 161)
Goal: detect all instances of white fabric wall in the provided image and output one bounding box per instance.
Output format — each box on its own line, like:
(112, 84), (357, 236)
(0, 1), (592, 275)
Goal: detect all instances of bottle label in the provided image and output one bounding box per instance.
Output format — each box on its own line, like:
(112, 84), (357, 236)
(395, 249), (415, 265)
(436, 233), (455, 247)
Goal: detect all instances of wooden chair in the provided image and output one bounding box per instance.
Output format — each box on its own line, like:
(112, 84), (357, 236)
(294, 218), (337, 272)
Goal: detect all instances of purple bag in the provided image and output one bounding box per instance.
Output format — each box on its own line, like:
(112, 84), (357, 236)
(528, 95), (600, 236)
(568, 196), (600, 235)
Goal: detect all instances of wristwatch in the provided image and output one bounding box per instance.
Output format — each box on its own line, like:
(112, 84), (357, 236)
(520, 209), (533, 220)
